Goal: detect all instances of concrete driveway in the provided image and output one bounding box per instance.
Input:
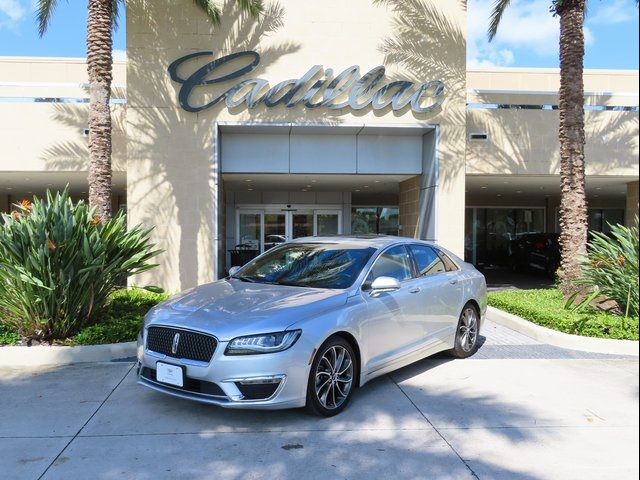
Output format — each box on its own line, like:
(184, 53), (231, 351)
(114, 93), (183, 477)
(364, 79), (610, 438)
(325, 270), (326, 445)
(1, 320), (638, 480)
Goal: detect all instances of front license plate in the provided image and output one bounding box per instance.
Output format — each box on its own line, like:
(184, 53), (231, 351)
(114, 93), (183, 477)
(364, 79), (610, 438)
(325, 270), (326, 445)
(156, 362), (184, 387)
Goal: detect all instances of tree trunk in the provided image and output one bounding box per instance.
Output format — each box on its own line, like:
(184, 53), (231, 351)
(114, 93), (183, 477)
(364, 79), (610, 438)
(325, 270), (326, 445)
(86, 0), (114, 222)
(557, 0), (588, 296)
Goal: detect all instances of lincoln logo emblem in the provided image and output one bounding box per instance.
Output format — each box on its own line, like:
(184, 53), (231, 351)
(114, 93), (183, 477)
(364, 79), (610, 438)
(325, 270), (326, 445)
(171, 333), (181, 355)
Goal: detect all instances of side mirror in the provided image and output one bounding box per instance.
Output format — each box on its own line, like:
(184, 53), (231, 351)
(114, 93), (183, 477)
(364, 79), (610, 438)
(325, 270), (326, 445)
(369, 276), (401, 296)
(228, 266), (242, 277)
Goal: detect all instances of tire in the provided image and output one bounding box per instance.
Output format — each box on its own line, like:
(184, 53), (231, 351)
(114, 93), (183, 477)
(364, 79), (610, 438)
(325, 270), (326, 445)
(306, 337), (356, 417)
(449, 303), (480, 359)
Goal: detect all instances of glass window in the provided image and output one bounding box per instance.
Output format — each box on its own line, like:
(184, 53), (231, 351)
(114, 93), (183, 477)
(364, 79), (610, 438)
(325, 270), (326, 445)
(238, 212), (261, 251)
(438, 251), (459, 272)
(352, 207), (399, 235)
(409, 245), (446, 276)
(466, 207), (545, 266)
(316, 213), (339, 235)
(235, 243), (376, 289)
(364, 245), (413, 288)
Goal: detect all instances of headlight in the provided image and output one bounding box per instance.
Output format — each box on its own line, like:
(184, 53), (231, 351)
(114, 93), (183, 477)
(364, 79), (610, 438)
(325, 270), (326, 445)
(224, 330), (302, 355)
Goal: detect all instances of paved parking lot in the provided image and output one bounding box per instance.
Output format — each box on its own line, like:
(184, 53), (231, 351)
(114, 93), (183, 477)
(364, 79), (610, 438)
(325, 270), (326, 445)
(1, 320), (638, 480)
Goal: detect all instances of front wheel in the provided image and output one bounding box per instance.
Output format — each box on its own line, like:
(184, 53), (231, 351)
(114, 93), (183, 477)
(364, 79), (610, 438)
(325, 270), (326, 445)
(306, 337), (356, 417)
(449, 303), (480, 359)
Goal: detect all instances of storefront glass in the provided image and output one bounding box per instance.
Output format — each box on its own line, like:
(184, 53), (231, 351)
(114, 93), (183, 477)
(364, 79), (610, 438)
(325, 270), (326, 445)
(465, 207), (545, 266)
(351, 207), (399, 235)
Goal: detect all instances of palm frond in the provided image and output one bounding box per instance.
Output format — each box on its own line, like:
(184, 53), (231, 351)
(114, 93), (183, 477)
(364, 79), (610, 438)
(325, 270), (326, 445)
(35, 0), (59, 37)
(235, 0), (264, 17)
(488, 0), (511, 42)
(112, 0), (121, 30)
(193, 0), (223, 25)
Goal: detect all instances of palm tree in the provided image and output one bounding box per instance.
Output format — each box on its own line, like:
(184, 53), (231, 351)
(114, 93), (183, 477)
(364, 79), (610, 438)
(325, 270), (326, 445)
(488, 0), (637, 296)
(36, 0), (263, 222)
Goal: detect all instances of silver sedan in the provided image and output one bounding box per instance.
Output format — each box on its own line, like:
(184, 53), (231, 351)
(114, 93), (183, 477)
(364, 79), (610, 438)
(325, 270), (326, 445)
(137, 236), (487, 416)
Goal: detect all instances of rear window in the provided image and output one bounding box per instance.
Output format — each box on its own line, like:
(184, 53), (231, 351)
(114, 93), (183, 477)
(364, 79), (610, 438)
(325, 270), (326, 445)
(409, 245), (446, 276)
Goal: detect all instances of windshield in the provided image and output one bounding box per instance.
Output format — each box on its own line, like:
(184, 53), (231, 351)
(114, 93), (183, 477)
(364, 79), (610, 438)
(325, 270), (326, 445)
(233, 243), (376, 289)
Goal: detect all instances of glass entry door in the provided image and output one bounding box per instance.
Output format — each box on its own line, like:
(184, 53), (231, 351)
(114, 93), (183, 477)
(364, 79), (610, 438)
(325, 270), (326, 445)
(237, 207), (342, 254)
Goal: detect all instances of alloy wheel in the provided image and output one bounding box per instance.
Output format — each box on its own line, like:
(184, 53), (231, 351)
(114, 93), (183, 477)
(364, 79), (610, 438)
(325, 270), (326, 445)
(314, 345), (354, 410)
(458, 307), (478, 352)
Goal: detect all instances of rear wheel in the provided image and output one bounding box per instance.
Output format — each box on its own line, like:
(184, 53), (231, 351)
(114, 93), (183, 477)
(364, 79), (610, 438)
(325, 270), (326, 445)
(306, 337), (356, 417)
(449, 303), (480, 358)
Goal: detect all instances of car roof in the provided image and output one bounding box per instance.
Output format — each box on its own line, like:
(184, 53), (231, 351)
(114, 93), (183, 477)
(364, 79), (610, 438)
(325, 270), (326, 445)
(289, 235), (434, 249)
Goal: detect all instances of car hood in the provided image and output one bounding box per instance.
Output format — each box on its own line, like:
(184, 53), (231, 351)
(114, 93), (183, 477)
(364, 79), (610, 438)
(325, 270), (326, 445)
(145, 278), (348, 341)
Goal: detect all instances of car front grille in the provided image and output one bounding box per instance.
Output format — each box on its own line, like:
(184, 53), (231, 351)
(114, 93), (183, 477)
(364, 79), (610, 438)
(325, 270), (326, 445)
(146, 326), (217, 363)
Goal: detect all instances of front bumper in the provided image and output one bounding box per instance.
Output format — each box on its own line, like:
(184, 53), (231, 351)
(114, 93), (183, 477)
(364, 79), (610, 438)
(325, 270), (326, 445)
(136, 330), (310, 410)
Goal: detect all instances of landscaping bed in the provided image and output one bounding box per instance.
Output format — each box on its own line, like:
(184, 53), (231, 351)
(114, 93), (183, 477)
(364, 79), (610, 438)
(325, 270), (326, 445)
(488, 288), (639, 341)
(0, 289), (168, 347)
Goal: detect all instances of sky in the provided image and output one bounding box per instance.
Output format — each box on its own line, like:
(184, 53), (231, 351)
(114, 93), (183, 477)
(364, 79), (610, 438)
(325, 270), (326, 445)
(0, 0), (638, 69)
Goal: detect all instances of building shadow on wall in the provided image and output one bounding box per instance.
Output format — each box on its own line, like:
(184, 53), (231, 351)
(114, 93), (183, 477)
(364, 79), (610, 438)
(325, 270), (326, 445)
(468, 92), (639, 176)
(126, 1), (305, 290)
(41, 86), (127, 173)
(376, 0), (467, 190)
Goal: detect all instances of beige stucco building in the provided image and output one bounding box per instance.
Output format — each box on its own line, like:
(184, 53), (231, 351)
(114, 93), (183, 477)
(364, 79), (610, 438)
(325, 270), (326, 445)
(0, 0), (638, 291)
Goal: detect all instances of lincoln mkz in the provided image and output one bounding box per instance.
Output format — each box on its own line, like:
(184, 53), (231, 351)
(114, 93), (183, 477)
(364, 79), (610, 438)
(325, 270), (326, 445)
(137, 236), (487, 416)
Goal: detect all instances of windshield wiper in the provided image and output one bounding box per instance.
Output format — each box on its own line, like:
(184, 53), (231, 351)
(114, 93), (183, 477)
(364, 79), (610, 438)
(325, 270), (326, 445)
(232, 275), (257, 283)
(276, 280), (315, 288)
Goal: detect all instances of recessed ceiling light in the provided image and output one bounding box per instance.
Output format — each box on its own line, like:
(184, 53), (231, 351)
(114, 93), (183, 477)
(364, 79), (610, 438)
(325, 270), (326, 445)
(306, 185), (312, 188)
(374, 180), (380, 183)
(363, 185), (369, 188)
(301, 189), (307, 192)
(247, 188), (254, 191)
(516, 190), (522, 193)
(596, 187), (601, 190)
(355, 189), (361, 192)
(311, 180), (317, 183)
(245, 179), (252, 182)
(6, 187), (12, 190)
(481, 186), (487, 189)
(594, 194), (599, 197)
(47, 183), (53, 186)
(497, 194), (502, 197)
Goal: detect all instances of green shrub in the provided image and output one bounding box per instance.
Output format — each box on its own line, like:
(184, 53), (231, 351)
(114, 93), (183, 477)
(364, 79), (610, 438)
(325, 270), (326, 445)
(488, 289), (639, 340)
(579, 217), (639, 318)
(0, 189), (161, 341)
(73, 288), (168, 345)
(0, 323), (19, 345)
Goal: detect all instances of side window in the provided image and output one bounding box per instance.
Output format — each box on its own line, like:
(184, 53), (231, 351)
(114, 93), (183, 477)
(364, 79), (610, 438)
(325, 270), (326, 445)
(409, 245), (446, 276)
(363, 245), (413, 289)
(438, 250), (459, 272)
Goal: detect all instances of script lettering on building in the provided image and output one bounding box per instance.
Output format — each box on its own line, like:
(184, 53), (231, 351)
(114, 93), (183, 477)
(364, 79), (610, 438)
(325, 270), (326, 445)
(168, 51), (445, 114)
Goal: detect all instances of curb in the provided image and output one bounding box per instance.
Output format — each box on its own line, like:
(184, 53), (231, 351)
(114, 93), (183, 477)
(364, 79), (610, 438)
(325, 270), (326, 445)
(487, 306), (639, 356)
(0, 341), (137, 367)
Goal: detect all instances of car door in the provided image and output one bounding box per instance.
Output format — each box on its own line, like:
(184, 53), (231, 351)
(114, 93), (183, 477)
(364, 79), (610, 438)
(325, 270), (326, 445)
(359, 245), (425, 370)
(407, 244), (463, 339)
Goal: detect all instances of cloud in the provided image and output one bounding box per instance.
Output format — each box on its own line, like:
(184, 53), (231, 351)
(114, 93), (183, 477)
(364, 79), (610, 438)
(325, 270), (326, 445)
(0, 0), (27, 29)
(588, 0), (638, 25)
(112, 49), (127, 61)
(468, 0), (561, 67)
(467, 0), (601, 67)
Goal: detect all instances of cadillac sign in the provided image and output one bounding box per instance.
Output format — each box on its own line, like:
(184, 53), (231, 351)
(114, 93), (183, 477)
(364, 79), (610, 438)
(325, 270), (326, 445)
(168, 51), (444, 114)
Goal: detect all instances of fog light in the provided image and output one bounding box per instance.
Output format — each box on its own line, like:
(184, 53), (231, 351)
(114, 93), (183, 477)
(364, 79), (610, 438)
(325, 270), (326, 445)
(229, 375), (285, 400)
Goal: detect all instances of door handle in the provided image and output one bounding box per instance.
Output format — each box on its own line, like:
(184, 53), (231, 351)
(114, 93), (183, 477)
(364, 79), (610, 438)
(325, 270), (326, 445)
(409, 287), (421, 294)
(449, 279), (458, 285)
